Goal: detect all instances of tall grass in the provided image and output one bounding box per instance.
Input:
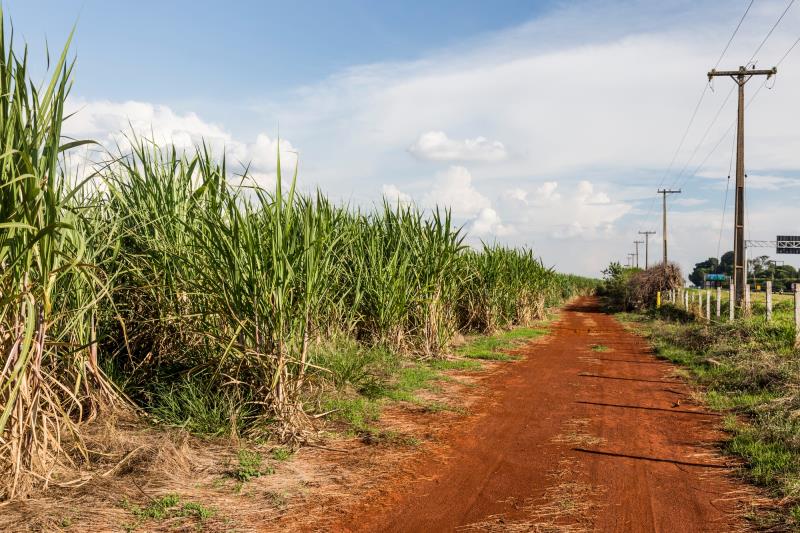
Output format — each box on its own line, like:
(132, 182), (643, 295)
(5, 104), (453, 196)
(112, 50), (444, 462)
(1, 14), (596, 498)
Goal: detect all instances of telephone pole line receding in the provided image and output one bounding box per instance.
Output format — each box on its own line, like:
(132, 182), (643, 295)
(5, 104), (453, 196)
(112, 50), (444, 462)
(633, 240), (644, 269)
(657, 189), (681, 265)
(638, 231), (656, 269)
(707, 65), (776, 307)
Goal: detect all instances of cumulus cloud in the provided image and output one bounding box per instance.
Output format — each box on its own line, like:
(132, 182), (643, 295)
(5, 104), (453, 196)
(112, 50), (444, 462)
(64, 99), (298, 187)
(576, 181), (611, 205)
(498, 179), (628, 241)
(408, 131), (507, 162)
(382, 184), (412, 205)
(422, 165), (491, 217)
(470, 207), (514, 237)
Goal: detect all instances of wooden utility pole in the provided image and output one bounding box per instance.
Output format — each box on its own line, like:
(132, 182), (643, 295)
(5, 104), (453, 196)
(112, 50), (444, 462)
(633, 240), (644, 268)
(708, 65), (776, 307)
(639, 231), (655, 269)
(658, 189), (681, 265)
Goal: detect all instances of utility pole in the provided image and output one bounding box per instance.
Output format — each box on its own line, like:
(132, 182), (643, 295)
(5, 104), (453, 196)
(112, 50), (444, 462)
(658, 189), (681, 265)
(638, 231), (656, 269)
(634, 240), (644, 268)
(708, 65), (776, 307)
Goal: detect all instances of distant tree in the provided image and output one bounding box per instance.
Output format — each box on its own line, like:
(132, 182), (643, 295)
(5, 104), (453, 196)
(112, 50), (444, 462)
(749, 255), (771, 278)
(718, 251), (734, 275)
(689, 257), (719, 287)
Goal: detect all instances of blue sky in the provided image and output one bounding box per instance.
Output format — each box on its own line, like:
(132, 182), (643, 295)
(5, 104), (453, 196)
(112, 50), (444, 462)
(5, 1), (552, 102)
(6, 0), (800, 276)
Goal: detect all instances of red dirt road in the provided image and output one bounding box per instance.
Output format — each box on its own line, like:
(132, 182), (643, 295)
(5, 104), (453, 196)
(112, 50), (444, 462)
(334, 298), (752, 532)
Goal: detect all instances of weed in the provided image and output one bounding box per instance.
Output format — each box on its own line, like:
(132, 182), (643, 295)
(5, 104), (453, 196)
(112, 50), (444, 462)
(230, 450), (271, 482)
(590, 344), (609, 352)
(271, 447), (292, 461)
(148, 378), (252, 437)
(322, 397), (381, 432)
(179, 501), (215, 520)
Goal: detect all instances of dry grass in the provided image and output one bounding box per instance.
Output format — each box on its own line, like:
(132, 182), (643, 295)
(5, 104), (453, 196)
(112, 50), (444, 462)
(0, 351), (497, 532)
(459, 458), (604, 532)
(551, 419), (606, 448)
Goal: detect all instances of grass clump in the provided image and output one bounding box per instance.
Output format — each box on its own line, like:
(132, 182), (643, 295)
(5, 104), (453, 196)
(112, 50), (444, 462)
(271, 447), (292, 461)
(147, 378), (252, 437)
(458, 327), (547, 360)
(231, 450), (269, 482)
(120, 494), (215, 529)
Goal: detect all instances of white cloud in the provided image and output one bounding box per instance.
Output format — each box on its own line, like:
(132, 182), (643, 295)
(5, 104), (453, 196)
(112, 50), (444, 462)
(745, 174), (800, 191)
(470, 207), (514, 236)
(408, 131), (507, 162)
(498, 179), (629, 241)
(674, 197), (708, 207)
(576, 181), (611, 205)
(64, 99), (298, 187)
(529, 181), (561, 205)
(422, 165), (490, 217)
(382, 184), (412, 205)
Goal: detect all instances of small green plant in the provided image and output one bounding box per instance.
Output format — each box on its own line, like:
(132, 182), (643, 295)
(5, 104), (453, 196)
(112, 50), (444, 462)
(271, 447), (292, 461)
(134, 494), (181, 520)
(179, 501), (215, 520)
(232, 450), (268, 482)
(322, 397), (382, 432)
(590, 344), (609, 352)
(120, 494), (214, 529)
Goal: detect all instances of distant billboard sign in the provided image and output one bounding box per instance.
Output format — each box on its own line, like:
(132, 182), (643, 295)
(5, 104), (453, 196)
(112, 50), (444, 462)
(777, 235), (800, 255)
(705, 273), (727, 281)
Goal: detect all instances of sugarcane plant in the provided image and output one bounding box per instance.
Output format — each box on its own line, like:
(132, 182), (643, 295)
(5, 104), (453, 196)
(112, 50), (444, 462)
(0, 17), (117, 499)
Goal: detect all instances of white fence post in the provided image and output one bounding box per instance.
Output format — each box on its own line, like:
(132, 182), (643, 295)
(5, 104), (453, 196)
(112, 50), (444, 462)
(706, 290), (711, 321)
(729, 282), (735, 321)
(716, 286), (721, 318)
(684, 290), (689, 311)
(795, 286), (800, 348)
(766, 281), (773, 323)
(744, 284), (751, 317)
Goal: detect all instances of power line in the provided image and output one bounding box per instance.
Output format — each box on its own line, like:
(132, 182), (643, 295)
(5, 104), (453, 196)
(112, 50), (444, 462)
(668, 84), (736, 190)
(716, 0), (755, 68)
(716, 131), (736, 259)
(748, 0), (796, 65)
(672, 0), (798, 192)
(641, 0), (757, 226)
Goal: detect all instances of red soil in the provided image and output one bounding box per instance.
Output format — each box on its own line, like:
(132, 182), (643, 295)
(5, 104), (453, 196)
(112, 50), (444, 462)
(332, 297), (753, 532)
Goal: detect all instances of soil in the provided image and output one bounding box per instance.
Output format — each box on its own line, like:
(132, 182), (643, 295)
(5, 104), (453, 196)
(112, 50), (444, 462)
(331, 297), (756, 532)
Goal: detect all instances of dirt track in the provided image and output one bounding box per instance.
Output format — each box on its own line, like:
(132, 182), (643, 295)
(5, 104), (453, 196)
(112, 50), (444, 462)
(334, 297), (752, 532)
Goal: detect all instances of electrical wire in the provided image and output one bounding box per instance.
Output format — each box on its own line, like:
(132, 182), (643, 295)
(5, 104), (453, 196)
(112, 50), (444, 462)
(748, 0), (796, 65)
(640, 0), (757, 227)
(716, 0), (755, 68)
(716, 132), (736, 259)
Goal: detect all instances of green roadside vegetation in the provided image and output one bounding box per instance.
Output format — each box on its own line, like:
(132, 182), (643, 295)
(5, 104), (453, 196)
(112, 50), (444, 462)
(602, 261), (800, 528)
(317, 324), (553, 439)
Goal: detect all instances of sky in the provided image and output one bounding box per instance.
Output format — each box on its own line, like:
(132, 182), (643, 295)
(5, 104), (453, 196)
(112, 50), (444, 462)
(6, 0), (800, 277)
